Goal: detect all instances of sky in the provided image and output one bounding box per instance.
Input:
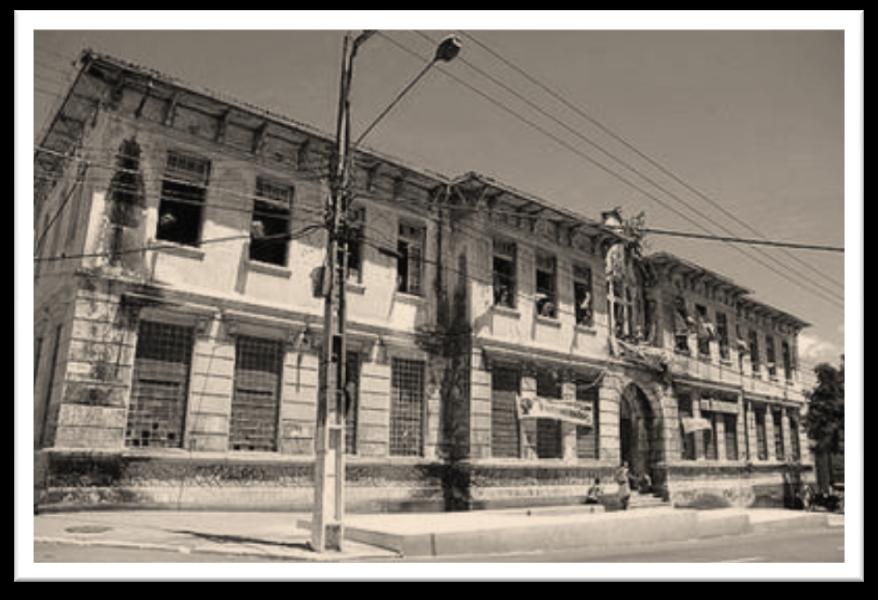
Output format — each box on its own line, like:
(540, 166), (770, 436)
(32, 25), (846, 372)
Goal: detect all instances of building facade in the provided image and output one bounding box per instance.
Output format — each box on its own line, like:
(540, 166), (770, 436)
(34, 51), (814, 512)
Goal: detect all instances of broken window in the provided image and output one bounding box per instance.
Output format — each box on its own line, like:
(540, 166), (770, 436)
(716, 312), (730, 360)
(108, 139), (146, 263)
(390, 358), (424, 457)
(249, 177), (293, 266)
(535, 253), (557, 318)
(672, 297), (692, 354)
(492, 239), (516, 308)
(156, 151), (210, 246)
(574, 264), (594, 326)
(766, 335), (777, 378)
(749, 330), (761, 376)
(230, 336), (283, 452)
(126, 321), (194, 448)
(397, 222), (425, 295)
(536, 371), (562, 459)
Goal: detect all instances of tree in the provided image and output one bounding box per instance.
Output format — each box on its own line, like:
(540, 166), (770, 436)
(805, 359), (844, 490)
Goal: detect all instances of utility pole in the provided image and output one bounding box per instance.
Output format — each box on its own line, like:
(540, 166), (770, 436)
(311, 32), (354, 553)
(310, 31), (460, 553)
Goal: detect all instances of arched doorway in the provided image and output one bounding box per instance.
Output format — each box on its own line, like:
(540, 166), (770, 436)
(619, 384), (656, 480)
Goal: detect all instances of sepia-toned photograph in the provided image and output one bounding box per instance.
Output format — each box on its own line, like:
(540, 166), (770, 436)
(16, 11), (862, 581)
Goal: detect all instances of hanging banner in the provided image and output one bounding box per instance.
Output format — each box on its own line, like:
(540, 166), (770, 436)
(699, 399), (739, 414)
(516, 394), (594, 427)
(681, 416), (713, 433)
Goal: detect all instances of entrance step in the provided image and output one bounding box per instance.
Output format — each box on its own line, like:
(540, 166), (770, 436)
(628, 493), (669, 510)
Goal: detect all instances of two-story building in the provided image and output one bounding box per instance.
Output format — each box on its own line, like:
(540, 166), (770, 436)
(33, 50), (814, 512)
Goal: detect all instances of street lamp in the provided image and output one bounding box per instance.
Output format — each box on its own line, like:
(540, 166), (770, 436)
(310, 31), (460, 553)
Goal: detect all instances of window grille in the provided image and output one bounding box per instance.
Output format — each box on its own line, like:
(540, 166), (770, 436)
(397, 222), (425, 295)
(755, 407), (768, 460)
(492, 239), (516, 308)
(126, 321), (194, 448)
(535, 253), (557, 318)
(345, 352), (359, 455)
(724, 414), (738, 460)
(156, 151), (211, 246)
(573, 264), (593, 326)
(535, 370), (562, 458)
(576, 381), (599, 459)
(679, 394), (695, 460)
(772, 410), (784, 460)
(250, 177), (293, 266)
(230, 336), (283, 452)
(390, 358), (424, 456)
(491, 366), (520, 458)
(789, 415), (801, 460)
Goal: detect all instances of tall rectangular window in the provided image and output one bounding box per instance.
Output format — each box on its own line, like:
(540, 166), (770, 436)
(535, 371), (562, 459)
(535, 253), (557, 318)
(126, 321), (194, 448)
(230, 336), (283, 452)
(703, 412), (718, 460)
(575, 380), (599, 459)
(782, 340), (792, 381)
(491, 366), (521, 458)
(39, 325), (63, 448)
(696, 305), (711, 357)
(766, 335), (777, 378)
(716, 313), (730, 360)
(397, 222), (425, 295)
(339, 206), (365, 283)
(772, 409), (784, 460)
(679, 394), (696, 460)
(724, 414), (738, 460)
(789, 414), (801, 461)
(156, 151), (210, 246)
(390, 358), (424, 457)
(573, 264), (594, 326)
(755, 407), (768, 460)
(749, 330), (761, 376)
(345, 352), (360, 455)
(493, 239), (516, 308)
(250, 177), (293, 266)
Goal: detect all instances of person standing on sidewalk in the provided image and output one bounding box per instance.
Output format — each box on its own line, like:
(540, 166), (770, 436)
(616, 462), (631, 510)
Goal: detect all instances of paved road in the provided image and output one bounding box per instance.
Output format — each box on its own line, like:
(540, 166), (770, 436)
(35, 527), (843, 563)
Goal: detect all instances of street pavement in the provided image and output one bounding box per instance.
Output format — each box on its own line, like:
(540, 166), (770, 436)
(32, 506), (843, 563)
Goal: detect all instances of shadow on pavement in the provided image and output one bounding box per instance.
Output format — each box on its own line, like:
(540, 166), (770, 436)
(170, 530), (311, 551)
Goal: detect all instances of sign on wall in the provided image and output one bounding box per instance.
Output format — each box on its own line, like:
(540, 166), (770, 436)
(699, 398), (739, 414)
(516, 394), (594, 427)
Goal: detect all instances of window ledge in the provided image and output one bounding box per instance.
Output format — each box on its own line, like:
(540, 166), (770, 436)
(575, 324), (598, 336)
(247, 260), (291, 278)
(490, 304), (521, 318)
(152, 240), (205, 261)
(394, 290), (424, 303)
(535, 314), (561, 327)
(719, 358), (733, 367)
(346, 281), (366, 295)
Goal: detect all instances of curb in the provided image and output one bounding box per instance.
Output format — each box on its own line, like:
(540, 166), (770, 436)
(34, 536), (395, 562)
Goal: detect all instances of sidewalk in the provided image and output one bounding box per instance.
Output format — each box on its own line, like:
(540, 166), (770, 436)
(34, 506), (840, 561)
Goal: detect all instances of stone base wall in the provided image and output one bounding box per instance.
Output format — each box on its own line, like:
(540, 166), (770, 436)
(665, 462), (816, 508)
(36, 450), (448, 513)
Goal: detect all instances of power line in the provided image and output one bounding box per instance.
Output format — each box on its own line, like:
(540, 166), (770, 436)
(457, 30), (845, 290)
(379, 32), (843, 310)
(411, 31), (844, 300)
